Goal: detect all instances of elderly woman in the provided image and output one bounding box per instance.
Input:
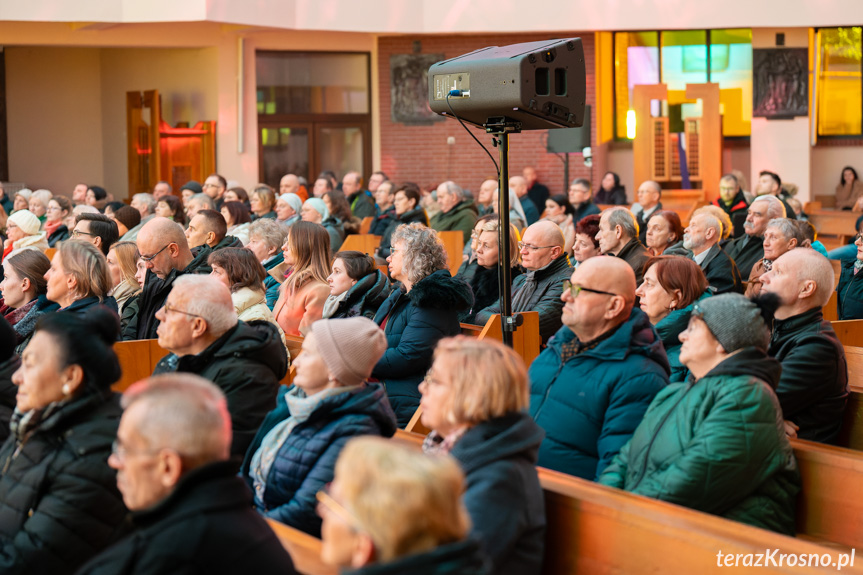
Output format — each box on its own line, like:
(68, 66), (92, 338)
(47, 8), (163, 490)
(420, 337), (545, 575)
(250, 184), (277, 221)
(209, 247), (286, 345)
(0, 250), (57, 352)
(272, 221), (331, 337)
(462, 218), (522, 324)
(301, 198), (344, 253)
(12, 189), (31, 214)
(28, 189), (53, 225)
(220, 201), (252, 246)
(645, 210), (684, 256)
(45, 240), (117, 318)
(746, 218), (803, 297)
(241, 317), (396, 536)
(572, 213), (601, 268)
(2, 210), (49, 261)
(635, 256), (709, 382)
(324, 250), (390, 320)
(372, 223), (473, 427)
(376, 184), (428, 261)
(275, 193), (303, 227)
(45, 196), (72, 246)
(155, 195), (187, 227)
(106, 241), (141, 338)
(599, 293), (800, 535)
(837, 231), (863, 320)
(543, 194), (576, 252)
(318, 437), (484, 573)
(247, 219), (289, 310)
(0, 309), (127, 573)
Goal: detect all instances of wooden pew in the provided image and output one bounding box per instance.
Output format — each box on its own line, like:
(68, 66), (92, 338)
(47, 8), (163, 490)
(266, 519), (337, 575)
(809, 210), (858, 251)
(824, 292), (838, 322)
(838, 345), (863, 450)
(112, 339), (169, 392)
(437, 230), (464, 277)
(44, 247), (56, 260)
(338, 234), (380, 256)
(832, 320), (863, 347)
(359, 216), (373, 235)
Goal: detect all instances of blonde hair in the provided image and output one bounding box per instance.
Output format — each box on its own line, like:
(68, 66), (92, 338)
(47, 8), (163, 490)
(110, 241), (141, 287)
(335, 437), (469, 562)
(432, 336), (529, 426)
(480, 219), (522, 267)
(59, 240), (111, 302)
(283, 221), (331, 297)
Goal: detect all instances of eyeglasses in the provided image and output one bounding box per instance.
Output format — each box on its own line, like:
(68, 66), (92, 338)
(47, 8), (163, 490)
(71, 229), (97, 239)
(420, 373), (446, 391)
(562, 279), (618, 299)
(518, 242), (556, 252)
(140, 243), (173, 262)
(161, 302), (204, 319)
(111, 439), (160, 463)
(316, 484), (360, 528)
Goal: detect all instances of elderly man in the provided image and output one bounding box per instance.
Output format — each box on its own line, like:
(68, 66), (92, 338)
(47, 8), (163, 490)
(756, 170), (796, 221)
(342, 171), (376, 219)
(632, 181), (663, 244)
(152, 181), (172, 201)
(682, 208), (742, 294)
(430, 181), (478, 244)
(474, 221), (573, 344)
(528, 256), (669, 479)
(725, 195), (786, 279)
(745, 218), (804, 297)
(524, 166), (550, 208)
(185, 193), (216, 221)
(568, 178), (600, 224)
(121, 193), (157, 241)
(77, 374), (298, 574)
(202, 173), (228, 210)
(476, 178), (497, 216)
(596, 207), (649, 284)
(153, 276), (287, 457)
(134, 217), (203, 340)
(510, 175), (539, 226)
(279, 173), (307, 202)
(73, 213), (119, 256)
(760, 248), (849, 444)
(712, 173), (749, 238)
(368, 170), (388, 193)
(369, 180), (396, 236)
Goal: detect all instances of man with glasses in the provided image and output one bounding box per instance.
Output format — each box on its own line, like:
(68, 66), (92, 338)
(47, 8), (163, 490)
(711, 173), (749, 238)
(568, 178), (600, 224)
(474, 220), (572, 344)
(595, 207), (650, 284)
(77, 373), (297, 574)
(152, 275), (287, 457)
(202, 173), (228, 211)
(72, 213), (118, 256)
(528, 256), (669, 480)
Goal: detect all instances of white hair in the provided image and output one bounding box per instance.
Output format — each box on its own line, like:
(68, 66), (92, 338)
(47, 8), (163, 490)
(132, 193), (157, 214)
(752, 195), (786, 219)
(172, 275), (238, 336)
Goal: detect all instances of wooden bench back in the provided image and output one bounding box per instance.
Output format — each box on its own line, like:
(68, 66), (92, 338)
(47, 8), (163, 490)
(809, 210), (858, 251)
(266, 519), (337, 575)
(832, 320), (863, 347)
(338, 234), (381, 256)
(112, 340), (169, 392)
(359, 216), (374, 235)
(838, 345), (863, 450)
(44, 247), (57, 261)
(438, 230), (464, 277)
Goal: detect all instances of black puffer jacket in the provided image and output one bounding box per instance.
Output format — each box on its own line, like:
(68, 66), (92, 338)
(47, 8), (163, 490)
(461, 264), (523, 324)
(372, 270), (473, 426)
(377, 207), (429, 259)
(153, 321), (288, 457)
(135, 253), (210, 340)
(47, 225), (71, 247)
(0, 392), (127, 575)
(327, 269), (391, 320)
(0, 355), (20, 444)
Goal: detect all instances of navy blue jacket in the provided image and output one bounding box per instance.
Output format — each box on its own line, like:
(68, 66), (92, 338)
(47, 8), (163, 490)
(328, 269), (390, 320)
(450, 412), (545, 575)
(372, 270), (473, 427)
(837, 259), (863, 320)
(528, 308), (670, 479)
(241, 383), (396, 537)
(263, 252), (285, 311)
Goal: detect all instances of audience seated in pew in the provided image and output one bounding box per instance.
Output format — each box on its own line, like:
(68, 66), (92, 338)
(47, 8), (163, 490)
(836, 230), (863, 320)
(724, 195), (786, 279)
(46, 240), (119, 321)
(430, 181), (479, 244)
(152, 275), (287, 458)
(302, 198), (344, 254)
(635, 256), (710, 383)
(0, 249), (57, 353)
(323, 251), (390, 320)
(106, 241), (141, 341)
(185, 208), (244, 270)
(419, 336), (545, 575)
(598, 293), (800, 535)
(375, 183), (428, 263)
(474, 221), (571, 344)
(318, 436), (487, 574)
(746, 218), (804, 297)
(246, 218), (289, 310)
(372, 223), (472, 427)
(457, 214), (498, 287)
(761, 248), (849, 443)
(242, 317), (396, 537)
(644, 210), (683, 256)
(528, 256), (669, 480)
(77, 374), (298, 575)
(3, 209), (48, 261)
(0, 310), (126, 574)
(712, 173), (750, 239)
(72, 213), (119, 256)
(459, 218), (522, 324)
(682, 207), (743, 294)
(596, 207), (650, 285)
(0, 317), (19, 443)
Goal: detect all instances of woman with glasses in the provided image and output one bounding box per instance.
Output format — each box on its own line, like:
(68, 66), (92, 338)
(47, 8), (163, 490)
(318, 436), (485, 574)
(241, 317), (396, 537)
(45, 240), (118, 321)
(634, 256), (709, 382)
(418, 336), (545, 575)
(599, 293), (799, 535)
(372, 223), (473, 427)
(461, 218), (522, 324)
(0, 250), (58, 353)
(2, 210), (49, 262)
(836, 231), (863, 320)
(0, 309), (128, 573)
(45, 196), (72, 247)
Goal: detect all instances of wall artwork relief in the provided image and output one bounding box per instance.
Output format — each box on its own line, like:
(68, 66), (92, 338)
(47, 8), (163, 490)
(390, 53), (445, 124)
(753, 48), (809, 119)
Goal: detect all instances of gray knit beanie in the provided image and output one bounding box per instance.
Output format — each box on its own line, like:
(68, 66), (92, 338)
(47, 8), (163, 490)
(310, 317), (387, 386)
(691, 293), (770, 353)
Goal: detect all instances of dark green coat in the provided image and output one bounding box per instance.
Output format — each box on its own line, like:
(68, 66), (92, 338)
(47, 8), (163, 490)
(430, 200), (478, 244)
(598, 348), (800, 535)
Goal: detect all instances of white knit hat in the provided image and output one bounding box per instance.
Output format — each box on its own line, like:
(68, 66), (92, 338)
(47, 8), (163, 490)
(8, 209), (41, 235)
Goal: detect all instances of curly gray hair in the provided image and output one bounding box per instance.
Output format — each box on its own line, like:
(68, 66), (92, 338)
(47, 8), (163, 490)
(391, 223), (448, 285)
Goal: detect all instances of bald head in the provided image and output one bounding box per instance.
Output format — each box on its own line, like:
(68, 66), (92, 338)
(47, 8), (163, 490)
(578, 256), (636, 307)
(561, 256), (636, 340)
(137, 217), (192, 280)
(280, 174), (300, 195)
(761, 248), (835, 319)
(520, 220), (565, 271)
(510, 176), (528, 198)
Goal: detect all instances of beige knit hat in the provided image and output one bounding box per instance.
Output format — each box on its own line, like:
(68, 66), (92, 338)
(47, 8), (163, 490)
(310, 317), (387, 386)
(8, 209), (41, 236)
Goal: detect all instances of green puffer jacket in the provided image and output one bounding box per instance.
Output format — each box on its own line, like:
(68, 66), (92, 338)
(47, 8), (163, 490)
(598, 347), (800, 535)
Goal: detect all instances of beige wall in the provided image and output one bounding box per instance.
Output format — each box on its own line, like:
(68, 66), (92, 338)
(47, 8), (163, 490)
(811, 146), (862, 201)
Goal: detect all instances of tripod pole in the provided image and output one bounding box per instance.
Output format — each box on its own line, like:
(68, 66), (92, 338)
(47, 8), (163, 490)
(496, 130), (514, 347)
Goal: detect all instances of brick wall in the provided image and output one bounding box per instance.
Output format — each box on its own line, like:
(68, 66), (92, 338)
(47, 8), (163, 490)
(378, 32), (596, 198)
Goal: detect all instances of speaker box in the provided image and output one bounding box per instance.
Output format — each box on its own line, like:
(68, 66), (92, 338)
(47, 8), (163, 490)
(546, 105), (591, 152)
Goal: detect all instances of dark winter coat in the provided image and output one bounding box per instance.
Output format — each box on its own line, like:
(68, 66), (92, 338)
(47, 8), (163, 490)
(10, 295), (59, 354)
(594, 186), (627, 205)
(635, 202), (663, 245)
(769, 308), (849, 444)
(520, 197), (540, 226)
(348, 191), (377, 220)
(135, 256), (208, 340)
(241, 384), (396, 537)
(377, 207), (429, 259)
(528, 308), (670, 480)
(475, 254), (573, 344)
(47, 224), (71, 247)
(328, 269), (390, 320)
(369, 206), (396, 236)
(837, 259), (863, 320)
(461, 264), (523, 324)
(263, 251), (285, 310)
(431, 200), (479, 244)
(153, 321), (288, 458)
(0, 355), (20, 444)
(0, 391), (127, 575)
(572, 200), (601, 224)
(725, 234), (764, 279)
(598, 348), (800, 535)
(119, 295), (139, 341)
(323, 216), (346, 253)
(76, 461), (297, 575)
(343, 540), (488, 575)
(713, 191), (749, 238)
(698, 243), (744, 294)
(372, 270), (473, 427)
(450, 412), (545, 575)
(188, 235), (244, 275)
(613, 237), (650, 285)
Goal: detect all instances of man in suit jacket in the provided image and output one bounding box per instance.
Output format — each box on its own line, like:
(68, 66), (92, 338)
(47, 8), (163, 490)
(683, 208), (743, 294)
(632, 181), (663, 245)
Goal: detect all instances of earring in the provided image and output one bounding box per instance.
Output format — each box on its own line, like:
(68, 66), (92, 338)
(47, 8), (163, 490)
(61, 383), (71, 396)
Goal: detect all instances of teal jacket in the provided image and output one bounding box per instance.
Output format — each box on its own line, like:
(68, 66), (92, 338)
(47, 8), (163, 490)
(654, 292), (710, 383)
(598, 347), (800, 535)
